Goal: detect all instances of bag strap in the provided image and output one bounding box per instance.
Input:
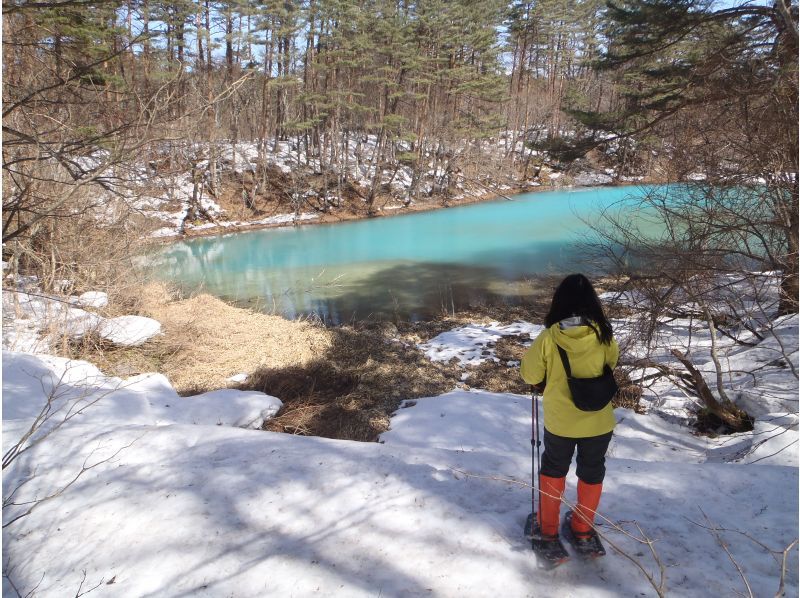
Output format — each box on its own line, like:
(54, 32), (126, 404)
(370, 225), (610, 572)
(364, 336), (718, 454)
(558, 344), (614, 379)
(556, 345), (572, 378)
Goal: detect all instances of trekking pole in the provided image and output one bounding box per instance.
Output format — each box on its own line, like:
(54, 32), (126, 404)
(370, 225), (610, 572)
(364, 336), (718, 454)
(525, 385), (542, 539)
(532, 386), (541, 520)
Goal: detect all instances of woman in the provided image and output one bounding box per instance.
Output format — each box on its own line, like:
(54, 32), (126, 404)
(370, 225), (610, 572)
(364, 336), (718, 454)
(520, 273), (618, 549)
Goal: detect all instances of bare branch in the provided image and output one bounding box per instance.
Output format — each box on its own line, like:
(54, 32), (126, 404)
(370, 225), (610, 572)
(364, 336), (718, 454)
(3, 434), (143, 528)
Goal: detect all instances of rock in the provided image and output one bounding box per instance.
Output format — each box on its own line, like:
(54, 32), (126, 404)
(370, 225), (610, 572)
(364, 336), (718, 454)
(573, 172), (614, 186)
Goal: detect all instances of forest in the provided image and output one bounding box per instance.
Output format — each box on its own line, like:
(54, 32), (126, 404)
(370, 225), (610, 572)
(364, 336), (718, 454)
(4, 0), (797, 280)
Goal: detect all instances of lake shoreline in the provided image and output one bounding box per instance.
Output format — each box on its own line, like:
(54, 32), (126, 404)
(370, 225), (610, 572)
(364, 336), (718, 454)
(151, 183), (653, 324)
(151, 179), (647, 243)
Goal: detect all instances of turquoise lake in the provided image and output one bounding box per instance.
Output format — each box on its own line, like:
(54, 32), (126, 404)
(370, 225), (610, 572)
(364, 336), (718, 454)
(152, 185), (660, 322)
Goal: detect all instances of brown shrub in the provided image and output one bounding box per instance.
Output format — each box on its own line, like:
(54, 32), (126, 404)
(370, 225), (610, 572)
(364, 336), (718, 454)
(243, 323), (461, 441)
(612, 367), (644, 412)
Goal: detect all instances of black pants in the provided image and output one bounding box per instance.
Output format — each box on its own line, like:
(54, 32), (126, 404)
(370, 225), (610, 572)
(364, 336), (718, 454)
(540, 429), (613, 485)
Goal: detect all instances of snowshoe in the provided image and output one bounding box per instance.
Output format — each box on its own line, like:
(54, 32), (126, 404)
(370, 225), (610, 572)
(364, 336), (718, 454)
(525, 512), (570, 567)
(561, 510), (606, 558)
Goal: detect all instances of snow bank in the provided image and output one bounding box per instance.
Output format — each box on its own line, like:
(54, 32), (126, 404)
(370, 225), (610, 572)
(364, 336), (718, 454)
(2, 351), (282, 432)
(72, 291), (108, 308)
(573, 172), (614, 186)
(167, 388), (282, 429)
(149, 213), (319, 238)
(2, 290), (162, 352)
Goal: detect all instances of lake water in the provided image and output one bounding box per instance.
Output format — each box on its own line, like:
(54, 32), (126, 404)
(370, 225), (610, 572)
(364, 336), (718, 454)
(151, 185), (659, 322)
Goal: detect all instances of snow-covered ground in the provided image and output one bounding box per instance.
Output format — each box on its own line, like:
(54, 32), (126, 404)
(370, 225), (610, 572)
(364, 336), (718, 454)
(2, 278), (798, 596)
(2, 356), (797, 596)
(133, 135), (524, 239)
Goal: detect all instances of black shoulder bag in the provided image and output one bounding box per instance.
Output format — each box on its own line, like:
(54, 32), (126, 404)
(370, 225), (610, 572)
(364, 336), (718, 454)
(556, 346), (618, 412)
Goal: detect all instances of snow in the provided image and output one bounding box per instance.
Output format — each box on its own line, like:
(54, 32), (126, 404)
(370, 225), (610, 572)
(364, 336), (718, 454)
(26, 132), (715, 245)
(159, 388), (282, 429)
(72, 132), (652, 240)
(72, 291), (108, 308)
(3, 364), (797, 597)
(419, 321), (543, 366)
(96, 315), (162, 347)
(150, 213), (319, 238)
(1, 352), (281, 430)
(150, 226), (179, 238)
(598, 273), (796, 422)
(2, 291), (103, 351)
(2, 291), (162, 352)
(574, 172), (614, 186)
(2, 281), (797, 596)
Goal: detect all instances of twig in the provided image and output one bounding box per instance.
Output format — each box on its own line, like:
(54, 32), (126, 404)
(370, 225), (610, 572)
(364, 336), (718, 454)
(3, 435), (143, 528)
(685, 515), (797, 566)
(3, 369), (139, 470)
(75, 569), (104, 597)
(746, 439), (798, 465)
(775, 539), (799, 598)
(699, 507), (754, 598)
(449, 468), (530, 489)
(2, 560), (23, 598)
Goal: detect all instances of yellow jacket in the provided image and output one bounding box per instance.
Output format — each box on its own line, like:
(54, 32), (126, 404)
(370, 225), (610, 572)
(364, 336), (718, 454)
(520, 323), (618, 438)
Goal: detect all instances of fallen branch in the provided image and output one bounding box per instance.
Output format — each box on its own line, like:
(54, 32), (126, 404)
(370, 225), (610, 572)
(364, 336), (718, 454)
(671, 349), (751, 431)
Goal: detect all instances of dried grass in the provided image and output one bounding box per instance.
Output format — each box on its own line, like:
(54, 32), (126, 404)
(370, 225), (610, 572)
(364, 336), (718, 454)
(247, 323), (462, 441)
(138, 284), (332, 393)
(613, 368), (644, 412)
(463, 336), (530, 394)
(74, 282), (642, 442)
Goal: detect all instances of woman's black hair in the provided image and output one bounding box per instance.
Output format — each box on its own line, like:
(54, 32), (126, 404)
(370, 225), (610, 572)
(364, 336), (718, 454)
(544, 273), (613, 345)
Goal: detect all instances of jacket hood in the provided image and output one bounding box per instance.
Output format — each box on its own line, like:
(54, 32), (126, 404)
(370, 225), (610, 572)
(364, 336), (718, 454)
(550, 324), (600, 354)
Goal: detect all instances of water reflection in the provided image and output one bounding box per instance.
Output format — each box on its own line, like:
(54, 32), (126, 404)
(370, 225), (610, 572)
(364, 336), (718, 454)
(227, 263), (536, 323)
(150, 186), (657, 322)
(160, 253), (584, 323)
